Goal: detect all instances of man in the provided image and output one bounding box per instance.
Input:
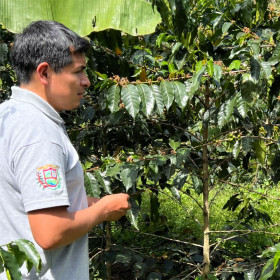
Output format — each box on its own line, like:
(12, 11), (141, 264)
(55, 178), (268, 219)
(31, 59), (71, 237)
(0, 20), (131, 279)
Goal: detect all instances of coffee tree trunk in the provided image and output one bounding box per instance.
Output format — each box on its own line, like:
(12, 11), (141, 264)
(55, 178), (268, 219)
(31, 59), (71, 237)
(202, 85), (210, 275)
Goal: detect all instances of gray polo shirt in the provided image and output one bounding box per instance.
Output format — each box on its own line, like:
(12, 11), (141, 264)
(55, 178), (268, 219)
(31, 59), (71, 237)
(0, 87), (89, 279)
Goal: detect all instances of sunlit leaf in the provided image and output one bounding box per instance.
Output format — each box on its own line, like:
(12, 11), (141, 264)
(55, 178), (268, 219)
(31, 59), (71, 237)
(253, 140), (266, 165)
(261, 62), (272, 78)
(259, 258), (274, 280)
(0, 0), (161, 36)
(137, 84), (155, 116)
(107, 84), (120, 113)
(121, 84), (141, 119)
(0, 247), (21, 280)
(241, 73), (259, 106)
(273, 251), (280, 271)
(206, 60), (214, 77)
(160, 81), (175, 110)
(172, 81), (188, 109)
(213, 64), (222, 84)
(13, 240), (41, 273)
(120, 164), (139, 191)
(85, 172), (101, 198)
(217, 94), (238, 128)
(127, 200), (140, 230)
(229, 60), (241, 70)
(169, 139), (180, 151)
(94, 169), (112, 194)
(152, 84), (165, 115)
(250, 56), (261, 81)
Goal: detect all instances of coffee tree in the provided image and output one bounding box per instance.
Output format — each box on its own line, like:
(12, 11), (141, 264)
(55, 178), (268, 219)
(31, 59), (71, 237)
(2, 0), (280, 279)
(80, 0), (280, 278)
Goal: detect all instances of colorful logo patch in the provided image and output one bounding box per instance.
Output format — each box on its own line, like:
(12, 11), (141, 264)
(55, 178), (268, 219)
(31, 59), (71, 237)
(36, 164), (61, 190)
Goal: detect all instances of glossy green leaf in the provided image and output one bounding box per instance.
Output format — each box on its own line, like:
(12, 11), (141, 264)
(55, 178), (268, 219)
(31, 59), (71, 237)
(152, 84), (165, 115)
(169, 139), (180, 151)
(84, 172), (101, 198)
(244, 269), (256, 280)
(233, 141), (241, 159)
(6, 244), (25, 271)
(259, 258), (274, 280)
(185, 65), (206, 98)
(120, 164), (139, 191)
(242, 137), (253, 153)
(94, 169), (112, 194)
(229, 60), (241, 70)
(206, 60), (214, 77)
(261, 62), (272, 78)
(169, 186), (181, 201)
(107, 84), (121, 113)
(13, 240), (41, 273)
(222, 22), (232, 35)
(253, 140), (266, 165)
(191, 175), (203, 195)
(0, 255), (4, 273)
(268, 44), (280, 65)
(250, 56), (261, 81)
(105, 163), (122, 177)
(236, 92), (250, 118)
(160, 81), (175, 110)
(127, 200), (140, 230)
(172, 81), (188, 109)
(176, 148), (190, 167)
(121, 84), (141, 119)
(241, 73), (259, 106)
(137, 83), (155, 116)
(0, 247), (21, 280)
(217, 94), (238, 128)
(0, 0), (161, 36)
(273, 251), (280, 271)
(213, 64), (222, 84)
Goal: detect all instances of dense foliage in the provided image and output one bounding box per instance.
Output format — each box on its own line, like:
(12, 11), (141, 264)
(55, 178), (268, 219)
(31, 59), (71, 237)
(2, 0), (280, 279)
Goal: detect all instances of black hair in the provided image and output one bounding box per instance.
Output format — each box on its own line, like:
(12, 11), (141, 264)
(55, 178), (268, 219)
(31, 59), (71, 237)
(10, 20), (90, 85)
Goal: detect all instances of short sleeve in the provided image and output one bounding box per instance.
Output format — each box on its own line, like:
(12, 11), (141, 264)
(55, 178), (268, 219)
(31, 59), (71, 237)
(12, 140), (70, 212)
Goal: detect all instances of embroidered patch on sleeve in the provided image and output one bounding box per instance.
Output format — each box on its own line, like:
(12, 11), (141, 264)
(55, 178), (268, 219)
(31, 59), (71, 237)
(36, 164), (61, 190)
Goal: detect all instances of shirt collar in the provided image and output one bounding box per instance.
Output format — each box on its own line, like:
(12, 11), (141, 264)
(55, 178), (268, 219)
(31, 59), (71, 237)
(11, 86), (64, 125)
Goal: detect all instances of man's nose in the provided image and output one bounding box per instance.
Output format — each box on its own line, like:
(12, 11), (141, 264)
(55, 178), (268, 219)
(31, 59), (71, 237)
(81, 74), (91, 88)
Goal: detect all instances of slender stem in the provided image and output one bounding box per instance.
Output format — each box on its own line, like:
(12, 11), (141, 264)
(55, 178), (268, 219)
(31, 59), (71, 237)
(202, 82), (210, 275)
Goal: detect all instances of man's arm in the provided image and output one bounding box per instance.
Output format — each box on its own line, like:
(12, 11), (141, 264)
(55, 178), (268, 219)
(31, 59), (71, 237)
(87, 196), (100, 206)
(28, 193), (130, 250)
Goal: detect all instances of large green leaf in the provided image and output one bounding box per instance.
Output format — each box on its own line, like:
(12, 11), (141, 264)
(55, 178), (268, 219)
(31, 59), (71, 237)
(127, 200), (140, 230)
(152, 84), (165, 115)
(253, 139), (266, 165)
(107, 84), (121, 113)
(172, 81), (188, 110)
(241, 73), (259, 106)
(0, 0), (161, 36)
(119, 164), (139, 192)
(84, 172), (101, 198)
(217, 94), (238, 128)
(259, 258), (274, 280)
(13, 240), (41, 273)
(0, 247), (21, 280)
(184, 65), (206, 98)
(94, 169), (112, 194)
(121, 84), (141, 119)
(137, 83), (155, 116)
(159, 81), (174, 110)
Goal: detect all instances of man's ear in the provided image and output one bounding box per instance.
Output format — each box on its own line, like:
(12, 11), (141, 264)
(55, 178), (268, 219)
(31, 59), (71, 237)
(36, 62), (50, 85)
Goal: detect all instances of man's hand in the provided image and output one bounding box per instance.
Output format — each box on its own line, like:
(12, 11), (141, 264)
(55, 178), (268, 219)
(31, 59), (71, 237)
(96, 193), (131, 221)
(28, 193), (131, 250)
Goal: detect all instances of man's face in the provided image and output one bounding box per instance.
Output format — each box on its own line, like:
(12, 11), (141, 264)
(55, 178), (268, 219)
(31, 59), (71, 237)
(46, 54), (90, 111)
